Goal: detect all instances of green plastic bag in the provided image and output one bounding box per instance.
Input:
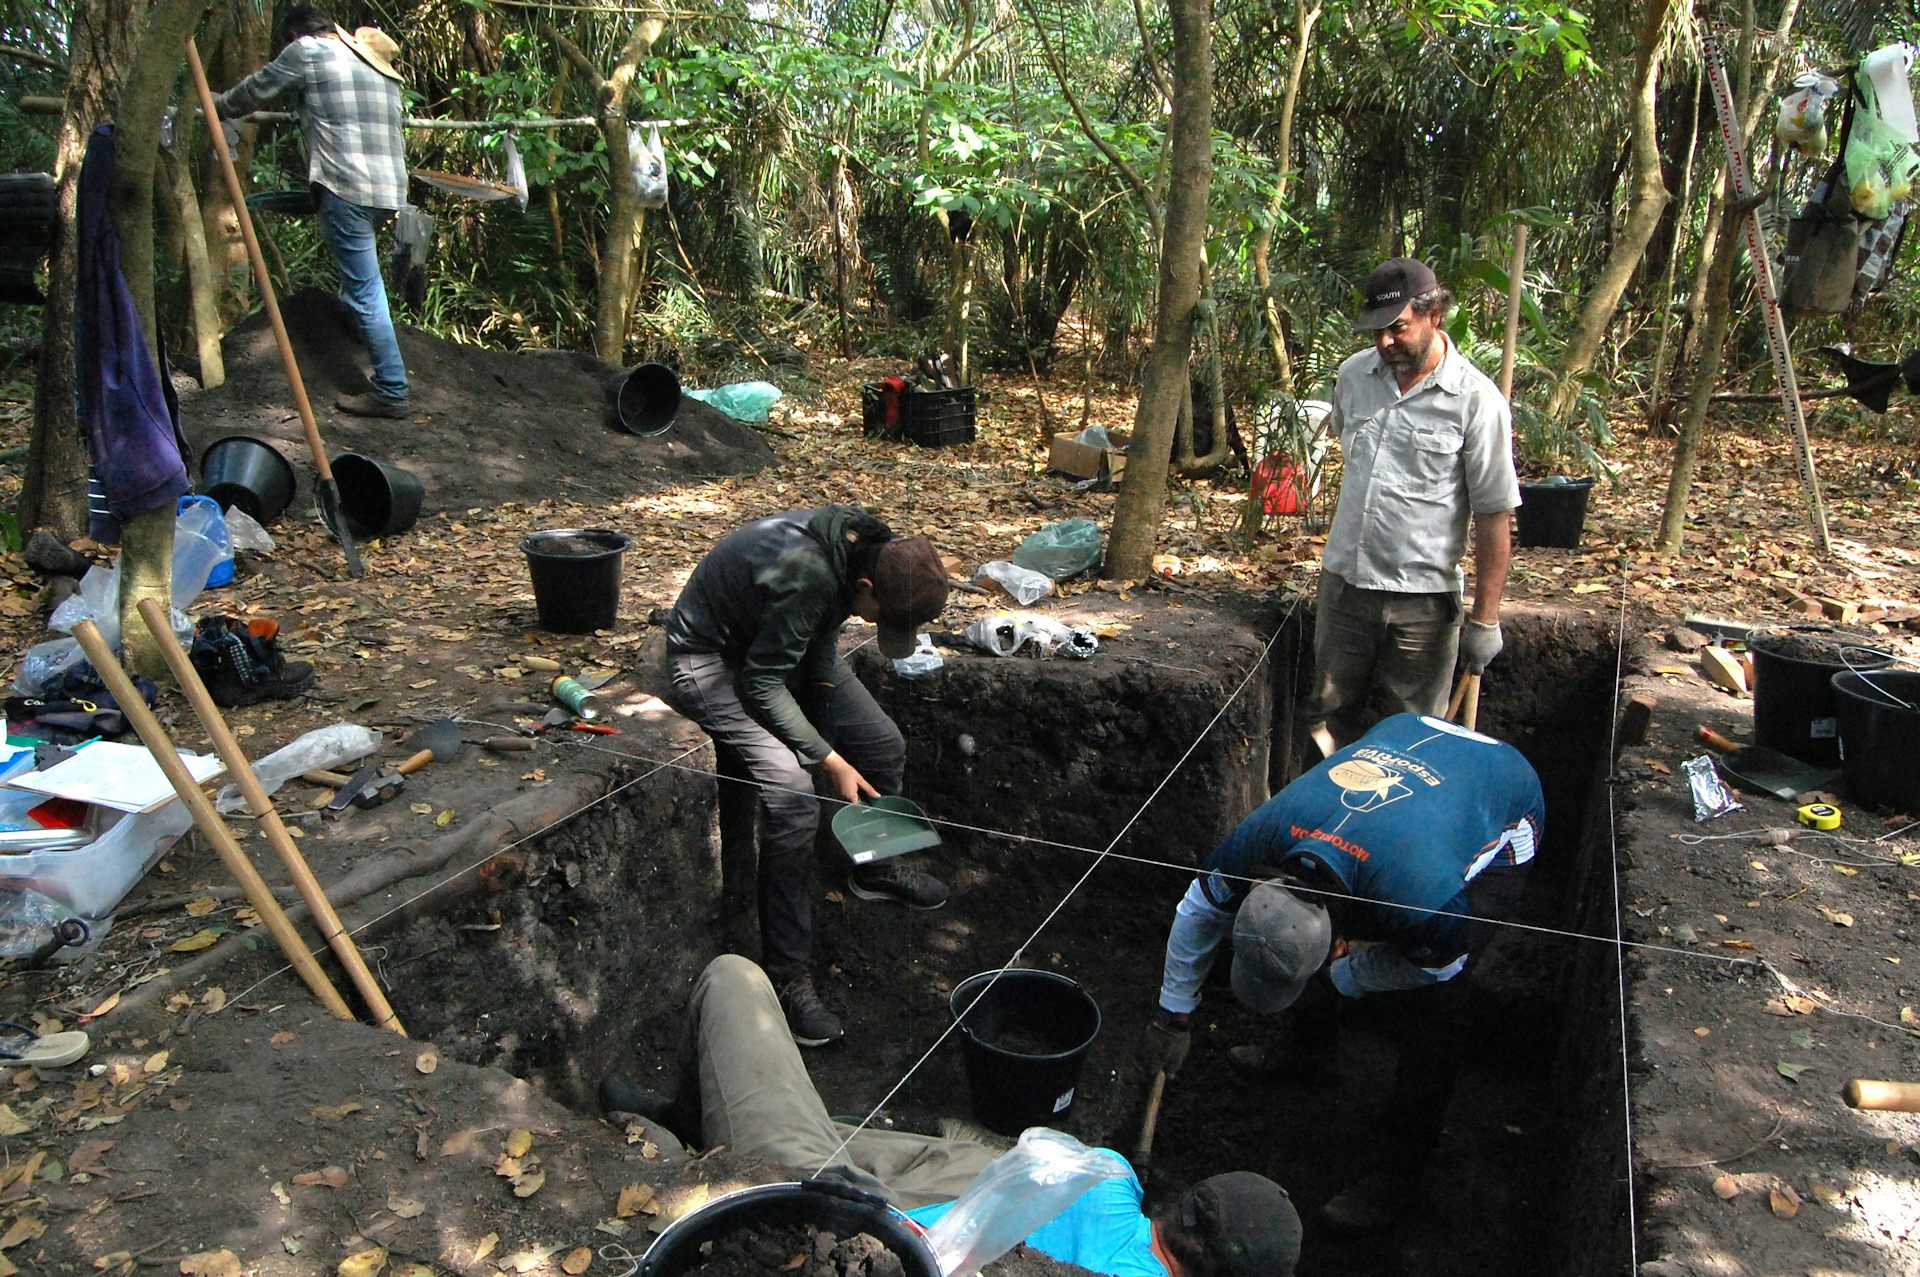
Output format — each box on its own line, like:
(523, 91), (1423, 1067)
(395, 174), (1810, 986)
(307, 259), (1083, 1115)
(685, 381), (783, 422)
(1012, 518), (1103, 580)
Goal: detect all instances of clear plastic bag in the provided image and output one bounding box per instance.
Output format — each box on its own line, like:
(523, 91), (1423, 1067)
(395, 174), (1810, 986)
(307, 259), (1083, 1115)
(684, 381), (784, 421)
(214, 723), (382, 814)
(1012, 518), (1103, 580)
(974, 561), (1053, 606)
(224, 506), (275, 553)
(924, 1130), (1129, 1277)
(629, 125), (668, 210)
(891, 634), (944, 679)
(1777, 72), (1841, 157)
(502, 132), (528, 213)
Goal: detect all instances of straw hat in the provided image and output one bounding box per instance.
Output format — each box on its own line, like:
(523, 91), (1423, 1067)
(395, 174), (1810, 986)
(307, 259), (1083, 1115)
(336, 24), (403, 81)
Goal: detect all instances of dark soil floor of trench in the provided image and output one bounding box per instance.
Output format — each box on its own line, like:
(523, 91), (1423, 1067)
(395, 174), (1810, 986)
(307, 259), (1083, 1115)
(0, 304), (1915, 1277)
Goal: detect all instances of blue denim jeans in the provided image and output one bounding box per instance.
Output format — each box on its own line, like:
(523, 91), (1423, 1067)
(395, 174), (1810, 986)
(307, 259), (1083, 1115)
(315, 187), (408, 404)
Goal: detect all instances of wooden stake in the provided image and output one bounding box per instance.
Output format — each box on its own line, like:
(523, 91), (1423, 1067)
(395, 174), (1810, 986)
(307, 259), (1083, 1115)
(70, 621), (354, 1021)
(1448, 672), (1482, 731)
(1133, 1069), (1167, 1184)
(135, 599), (405, 1034)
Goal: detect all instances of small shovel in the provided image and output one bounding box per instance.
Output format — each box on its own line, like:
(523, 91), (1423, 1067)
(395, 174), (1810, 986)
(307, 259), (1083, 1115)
(396, 718), (463, 774)
(1696, 726), (1840, 802)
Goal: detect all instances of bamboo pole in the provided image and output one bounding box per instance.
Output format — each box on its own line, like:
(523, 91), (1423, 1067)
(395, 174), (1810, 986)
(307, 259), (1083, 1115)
(69, 621), (355, 1021)
(1497, 224), (1528, 401)
(135, 599), (404, 1034)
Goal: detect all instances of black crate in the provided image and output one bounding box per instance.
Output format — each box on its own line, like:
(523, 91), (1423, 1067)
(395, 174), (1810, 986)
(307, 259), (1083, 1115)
(904, 387), (976, 446)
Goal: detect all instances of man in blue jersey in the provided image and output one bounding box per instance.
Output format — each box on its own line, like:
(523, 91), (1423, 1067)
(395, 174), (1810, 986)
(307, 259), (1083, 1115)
(607, 955), (1300, 1277)
(1143, 712), (1544, 1232)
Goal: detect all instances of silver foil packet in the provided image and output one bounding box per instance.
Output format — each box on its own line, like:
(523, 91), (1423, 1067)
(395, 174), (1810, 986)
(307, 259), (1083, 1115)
(1683, 754), (1743, 821)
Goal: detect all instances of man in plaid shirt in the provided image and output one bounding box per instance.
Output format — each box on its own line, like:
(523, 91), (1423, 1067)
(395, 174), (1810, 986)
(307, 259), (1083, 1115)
(217, 5), (412, 418)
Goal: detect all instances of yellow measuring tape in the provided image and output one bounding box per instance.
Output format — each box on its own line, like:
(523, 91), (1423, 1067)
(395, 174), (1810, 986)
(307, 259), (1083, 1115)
(1797, 802), (1843, 831)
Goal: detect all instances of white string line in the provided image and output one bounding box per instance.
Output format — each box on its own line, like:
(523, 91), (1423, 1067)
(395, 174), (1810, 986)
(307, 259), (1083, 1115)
(808, 602), (1301, 1176)
(212, 742), (709, 1014)
(1605, 576), (1640, 1274)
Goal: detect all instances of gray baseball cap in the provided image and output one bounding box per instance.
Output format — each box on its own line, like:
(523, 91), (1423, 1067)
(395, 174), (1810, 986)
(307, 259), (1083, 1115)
(1230, 879), (1333, 1013)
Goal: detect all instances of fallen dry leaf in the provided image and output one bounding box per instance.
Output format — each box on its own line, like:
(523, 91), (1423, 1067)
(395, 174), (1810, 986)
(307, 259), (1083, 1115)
(293, 1165), (348, 1188)
(337, 1247), (388, 1277)
(1808, 1181), (1843, 1205)
(80, 992), (120, 1020)
(201, 987), (227, 1012)
(1711, 1174), (1739, 1200)
(472, 1234), (499, 1264)
(387, 1191), (426, 1219)
(68, 1140), (113, 1175)
(178, 1251), (242, 1277)
(92, 1252), (131, 1271)
(505, 1129), (533, 1158)
(511, 1167), (546, 1198)
(310, 1101), (364, 1120)
(184, 896), (218, 917)
(144, 1050), (169, 1073)
(0, 1216), (45, 1249)
(0, 1106), (33, 1138)
(617, 1181), (658, 1218)
(439, 1129), (476, 1157)
(561, 1246), (592, 1274)
(1769, 1184), (1801, 1218)
(169, 928), (223, 953)
(1816, 905), (1855, 927)
(435, 808), (453, 827)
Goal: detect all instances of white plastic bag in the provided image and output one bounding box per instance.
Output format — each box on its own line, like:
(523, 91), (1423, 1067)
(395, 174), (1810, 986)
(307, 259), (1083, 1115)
(974, 561), (1053, 606)
(502, 132), (528, 213)
(629, 125), (668, 209)
(924, 1130), (1129, 1277)
(963, 615), (1098, 660)
(1777, 72), (1842, 157)
(214, 724), (382, 814)
(224, 506), (275, 553)
(891, 634), (944, 679)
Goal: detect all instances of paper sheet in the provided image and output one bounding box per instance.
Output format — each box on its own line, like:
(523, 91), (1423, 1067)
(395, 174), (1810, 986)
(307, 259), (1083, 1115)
(3, 742), (225, 814)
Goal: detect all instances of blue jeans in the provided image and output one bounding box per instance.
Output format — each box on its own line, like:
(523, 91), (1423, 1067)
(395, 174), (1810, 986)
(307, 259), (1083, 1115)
(315, 187), (408, 404)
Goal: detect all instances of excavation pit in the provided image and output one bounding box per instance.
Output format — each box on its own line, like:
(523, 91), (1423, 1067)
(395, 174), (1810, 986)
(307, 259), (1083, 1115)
(358, 595), (1632, 1277)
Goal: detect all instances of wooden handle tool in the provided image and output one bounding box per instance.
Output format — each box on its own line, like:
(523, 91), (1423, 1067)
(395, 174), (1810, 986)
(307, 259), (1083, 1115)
(1844, 1079), (1920, 1112)
(71, 620), (354, 1021)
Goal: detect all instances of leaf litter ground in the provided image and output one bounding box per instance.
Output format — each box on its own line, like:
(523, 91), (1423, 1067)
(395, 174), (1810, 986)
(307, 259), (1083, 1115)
(0, 301), (1916, 1275)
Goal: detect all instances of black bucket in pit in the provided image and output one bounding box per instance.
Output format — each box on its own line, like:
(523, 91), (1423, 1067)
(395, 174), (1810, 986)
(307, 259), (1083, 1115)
(199, 436), (296, 525)
(1749, 627), (1895, 766)
(638, 1180), (940, 1277)
(331, 452), (424, 538)
(607, 363), (683, 436)
(949, 969), (1101, 1137)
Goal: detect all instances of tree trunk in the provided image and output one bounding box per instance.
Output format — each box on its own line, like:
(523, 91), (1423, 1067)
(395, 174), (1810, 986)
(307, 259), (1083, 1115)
(1107, 0), (1212, 580)
(1544, 0), (1673, 421)
(162, 141), (225, 387)
(196, 1), (268, 313)
(1250, 0), (1320, 393)
(1657, 200), (1744, 552)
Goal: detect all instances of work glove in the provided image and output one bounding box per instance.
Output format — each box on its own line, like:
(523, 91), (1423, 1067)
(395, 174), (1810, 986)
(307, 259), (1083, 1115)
(220, 119), (242, 154)
(1142, 1012), (1192, 1078)
(1459, 619), (1503, 673)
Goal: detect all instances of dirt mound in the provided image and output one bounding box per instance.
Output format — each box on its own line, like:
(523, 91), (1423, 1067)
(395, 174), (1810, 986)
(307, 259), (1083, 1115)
(178, 289), (776, 515)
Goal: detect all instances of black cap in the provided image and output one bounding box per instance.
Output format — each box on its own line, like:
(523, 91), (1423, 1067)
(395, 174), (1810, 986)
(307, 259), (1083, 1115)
(1356, 257), (1439, 330)
(1181, 1173), (1303, 1277)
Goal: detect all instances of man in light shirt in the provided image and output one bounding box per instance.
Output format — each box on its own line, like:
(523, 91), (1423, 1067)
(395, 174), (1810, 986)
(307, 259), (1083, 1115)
(1309, 257), (1520, 748)
(1141, 713), (1544, 1232)
(216, 6), (412, 418)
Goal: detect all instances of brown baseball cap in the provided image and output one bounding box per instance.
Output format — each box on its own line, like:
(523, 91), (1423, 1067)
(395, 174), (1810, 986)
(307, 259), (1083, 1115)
(1356, 256), (1438, 330)
(1181, 1172), (1303, 1277)
(869, 535), (949, 658)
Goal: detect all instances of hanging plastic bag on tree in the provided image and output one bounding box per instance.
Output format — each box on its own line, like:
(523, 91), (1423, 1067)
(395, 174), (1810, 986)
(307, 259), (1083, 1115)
(501, 132), (528, 213)
(1777, 72), (1842, 157)
(629, 125), (668, 210)
(1012, 517), (1103, 580)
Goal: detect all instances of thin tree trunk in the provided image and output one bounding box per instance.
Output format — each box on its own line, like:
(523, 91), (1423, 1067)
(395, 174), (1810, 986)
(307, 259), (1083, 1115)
(163, 142), (225, 387)
(1544, 0), (1674, 421)
(1658, 200), (1746, 552)
(1251, 0), (1320, 393)
(1107, 0), (1211, 580)
(947, 237), (974, 383)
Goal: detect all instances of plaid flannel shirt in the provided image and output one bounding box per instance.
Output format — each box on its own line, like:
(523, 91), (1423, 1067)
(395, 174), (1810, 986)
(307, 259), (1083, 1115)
(216, 34), (408, 210)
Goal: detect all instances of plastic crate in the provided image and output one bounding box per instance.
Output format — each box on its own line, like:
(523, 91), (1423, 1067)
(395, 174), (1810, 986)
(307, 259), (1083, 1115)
(904, 387), (976, 447)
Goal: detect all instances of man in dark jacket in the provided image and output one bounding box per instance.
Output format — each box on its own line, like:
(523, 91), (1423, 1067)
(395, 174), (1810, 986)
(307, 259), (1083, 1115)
(663, 506), (950, 1046)
(1142, 712), (1543, 1231)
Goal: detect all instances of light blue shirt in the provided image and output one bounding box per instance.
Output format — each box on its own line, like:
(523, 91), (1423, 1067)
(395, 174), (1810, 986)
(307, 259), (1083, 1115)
(908, 1154), (1164, 1277)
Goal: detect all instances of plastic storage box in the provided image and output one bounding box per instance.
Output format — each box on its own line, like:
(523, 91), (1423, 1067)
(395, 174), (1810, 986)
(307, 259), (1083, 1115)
(904, 387), (976, 447)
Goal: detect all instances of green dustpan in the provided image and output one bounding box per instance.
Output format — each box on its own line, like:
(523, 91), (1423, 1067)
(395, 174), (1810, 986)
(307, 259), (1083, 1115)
(833, 795), (942, 865)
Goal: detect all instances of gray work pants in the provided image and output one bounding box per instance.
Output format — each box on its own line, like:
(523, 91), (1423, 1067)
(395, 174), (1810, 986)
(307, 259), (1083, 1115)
(663, 653), (904, 984)
(1306, 572), (1461, 748)
(693, 954), (996, 1208)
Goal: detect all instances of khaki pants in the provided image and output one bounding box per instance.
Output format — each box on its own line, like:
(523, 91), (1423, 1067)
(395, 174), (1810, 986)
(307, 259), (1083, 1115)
(1306, 572), (1460, 748)
(693, 955), (997, 1209)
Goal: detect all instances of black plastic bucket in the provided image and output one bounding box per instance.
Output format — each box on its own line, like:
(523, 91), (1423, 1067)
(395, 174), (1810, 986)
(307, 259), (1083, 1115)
(607, 363), (683, 436)
(1832, 670), (1920, 812)
(199, 436), (296, 525)
(331, 452), (424, 539)
(1515, 477), (1595, 549)
(520, 528), (631, 633)
(1749, 628), (1895, 766)
(949, 969), (1101, 1137)
(638, 1180), (940, 1277)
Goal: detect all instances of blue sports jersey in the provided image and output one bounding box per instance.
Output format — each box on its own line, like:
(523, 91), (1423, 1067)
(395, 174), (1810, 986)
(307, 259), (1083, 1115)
(1200, 713), (1542, 971)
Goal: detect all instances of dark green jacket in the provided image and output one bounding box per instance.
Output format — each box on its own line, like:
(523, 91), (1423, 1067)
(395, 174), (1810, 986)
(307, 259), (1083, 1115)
(664, 506), (892, 762)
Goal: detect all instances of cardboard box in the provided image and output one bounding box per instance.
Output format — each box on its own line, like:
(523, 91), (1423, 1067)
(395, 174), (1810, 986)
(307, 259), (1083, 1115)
(1048, 429), (1131, 481)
